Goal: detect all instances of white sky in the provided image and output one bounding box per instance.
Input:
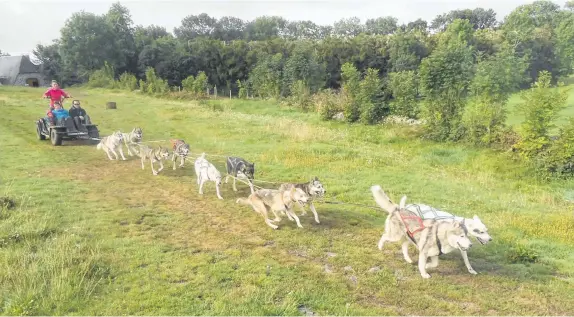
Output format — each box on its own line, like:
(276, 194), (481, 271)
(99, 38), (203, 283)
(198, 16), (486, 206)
(0, 0), (566, 55)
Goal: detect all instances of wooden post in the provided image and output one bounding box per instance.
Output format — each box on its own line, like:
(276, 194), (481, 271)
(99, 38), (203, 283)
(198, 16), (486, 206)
(207, 87), (209, 96)
(229, 89), (232, 99)
(214, 85), (218, 98)
(106, 102), (117, 109)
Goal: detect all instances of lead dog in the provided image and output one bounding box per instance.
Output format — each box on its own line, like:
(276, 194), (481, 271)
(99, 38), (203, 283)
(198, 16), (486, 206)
(236, 187), (310, 229)
(225, 156), (255, 194)
(278, 177), (326, 224)
(194, 153), (223, 200)
(402, 203), (492, 275)
(370, 185), (473, 279)
(96, 131), (126, 161)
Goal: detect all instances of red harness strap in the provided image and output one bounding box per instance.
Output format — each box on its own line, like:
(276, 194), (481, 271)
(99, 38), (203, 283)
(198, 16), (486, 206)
(399, 212), (426, 238)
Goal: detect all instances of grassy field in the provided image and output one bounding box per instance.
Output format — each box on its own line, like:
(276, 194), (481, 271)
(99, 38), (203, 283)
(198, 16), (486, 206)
(1, 85), (574, 315)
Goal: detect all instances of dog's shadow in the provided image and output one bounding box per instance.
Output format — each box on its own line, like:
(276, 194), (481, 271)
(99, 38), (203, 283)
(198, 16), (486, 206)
(432, 244), (561, 281)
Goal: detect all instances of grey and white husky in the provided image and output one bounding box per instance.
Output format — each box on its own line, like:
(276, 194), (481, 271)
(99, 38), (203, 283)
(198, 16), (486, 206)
(121, 127), (143, 156)
(371, 185), (473, 279)
(278, 177), (326, 224)
(225, 156), (255, 194)
(137, 145), (170, 176)
(96, 131), (126, 161)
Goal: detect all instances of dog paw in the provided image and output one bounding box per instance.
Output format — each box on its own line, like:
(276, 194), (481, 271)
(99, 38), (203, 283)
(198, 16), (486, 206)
(421, 273), (431, 279)
(218, 196), (223, 200)
(468, 269), (478, 275)
(405, 258), (413, 264)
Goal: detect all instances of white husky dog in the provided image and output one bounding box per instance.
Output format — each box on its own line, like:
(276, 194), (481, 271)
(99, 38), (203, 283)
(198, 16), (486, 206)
(96, 131), (126, 160)
(194, 153), (223, 200)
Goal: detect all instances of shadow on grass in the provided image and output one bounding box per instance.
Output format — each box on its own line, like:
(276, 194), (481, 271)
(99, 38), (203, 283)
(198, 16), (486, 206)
(431, 241), (560, 282)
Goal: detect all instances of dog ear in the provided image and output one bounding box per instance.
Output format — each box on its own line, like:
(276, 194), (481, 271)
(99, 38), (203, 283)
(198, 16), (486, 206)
(399, 196), (407, 209)
(314, 176), (318, 181)
(473, 215), (480, 221)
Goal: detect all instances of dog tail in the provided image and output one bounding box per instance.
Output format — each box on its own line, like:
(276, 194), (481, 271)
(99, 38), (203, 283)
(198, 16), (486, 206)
(236, 197), (250, 205)
(370, 185), (399, 213)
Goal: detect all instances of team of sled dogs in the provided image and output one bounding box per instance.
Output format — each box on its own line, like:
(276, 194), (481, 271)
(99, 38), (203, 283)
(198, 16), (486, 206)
(96, 127), (493, 279)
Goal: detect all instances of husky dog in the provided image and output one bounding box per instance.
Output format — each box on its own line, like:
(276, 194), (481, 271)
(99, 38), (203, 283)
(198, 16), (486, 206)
(170, 139), (191, 170)
(403, 203), (492, 275)
(225, 156), (255, 194)
(278, 177), (326, 224)
(236, 187), (310, 230)
(137, 145), (170, 176)
(96, 131), (126, 161)
(121, 127), (143, 156)
(370, 185), (473, 279)
(194, 153), (223, 200)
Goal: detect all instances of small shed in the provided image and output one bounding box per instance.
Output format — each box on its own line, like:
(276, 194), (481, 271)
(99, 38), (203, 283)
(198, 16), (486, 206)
(0, 55), (48, 87)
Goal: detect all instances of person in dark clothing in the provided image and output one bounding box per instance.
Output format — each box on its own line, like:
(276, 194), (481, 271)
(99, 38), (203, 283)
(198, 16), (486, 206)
(68, 100), (91, 124)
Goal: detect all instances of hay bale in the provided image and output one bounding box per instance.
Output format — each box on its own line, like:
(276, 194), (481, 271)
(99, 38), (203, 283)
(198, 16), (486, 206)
(106, 102), (117, 109)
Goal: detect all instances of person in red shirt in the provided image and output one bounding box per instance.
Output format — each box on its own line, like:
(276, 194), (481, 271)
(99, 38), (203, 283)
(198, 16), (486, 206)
(43, 80), (72, 110)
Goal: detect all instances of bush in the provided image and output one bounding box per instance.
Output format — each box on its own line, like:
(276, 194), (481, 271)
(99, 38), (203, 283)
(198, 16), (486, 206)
(540, 117), (574, 176)
(193, 72), (209, 97)
(285, 80), (312, 111)
(506, 242), (539, 264)
(142, 67), (169, 95)
(117, 72), (138, 91)
(181, 75), (195, 92)
(388, 70), (419, 119)
(341, 62), (361, 123)
(314, 89), (346, 121)
(237, 80), (248, 99)
(513, 71), (570, 160)
(87, 61), (116, 89)
(462, 96), (507, 145)
(358, 68), (385, 125)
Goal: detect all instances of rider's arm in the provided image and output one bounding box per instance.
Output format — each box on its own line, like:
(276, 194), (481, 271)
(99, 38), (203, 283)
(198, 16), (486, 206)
(43, 89), (51, 98)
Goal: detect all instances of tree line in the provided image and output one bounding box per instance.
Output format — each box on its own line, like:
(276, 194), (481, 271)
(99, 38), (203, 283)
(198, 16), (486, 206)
(27, 0), (574, 177)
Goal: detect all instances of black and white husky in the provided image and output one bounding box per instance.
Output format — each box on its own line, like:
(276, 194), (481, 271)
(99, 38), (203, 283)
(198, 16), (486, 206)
(225, 156), (255, 194)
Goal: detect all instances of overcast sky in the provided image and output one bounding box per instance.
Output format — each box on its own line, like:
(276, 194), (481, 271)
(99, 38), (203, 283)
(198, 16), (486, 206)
(0, 0), (566, 55)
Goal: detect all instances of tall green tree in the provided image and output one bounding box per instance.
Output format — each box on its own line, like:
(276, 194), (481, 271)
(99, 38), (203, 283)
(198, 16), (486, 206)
(59, 11), (119, 81)
(419, 25), (475, 141)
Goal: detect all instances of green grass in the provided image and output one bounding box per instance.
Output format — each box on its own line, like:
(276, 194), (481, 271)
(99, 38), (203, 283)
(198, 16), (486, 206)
(1, 85), (574, 315)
